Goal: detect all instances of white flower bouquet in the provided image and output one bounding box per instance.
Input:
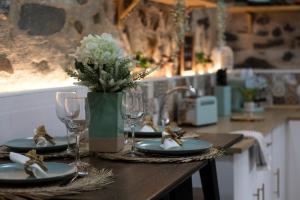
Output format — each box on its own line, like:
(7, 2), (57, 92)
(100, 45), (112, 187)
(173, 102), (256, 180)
(66, 33), (152, 92)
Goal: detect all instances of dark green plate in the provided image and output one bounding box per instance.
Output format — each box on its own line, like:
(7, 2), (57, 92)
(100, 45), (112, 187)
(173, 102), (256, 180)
(135, 138), (213, 156)
(4, 136), (75, 153)
(0, 162), (76, 184)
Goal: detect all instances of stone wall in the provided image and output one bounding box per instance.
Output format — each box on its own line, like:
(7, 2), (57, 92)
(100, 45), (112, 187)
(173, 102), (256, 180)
(226, 12), (300, 69)
(0, 0), (216, 91)
(0, 0), (119, 91)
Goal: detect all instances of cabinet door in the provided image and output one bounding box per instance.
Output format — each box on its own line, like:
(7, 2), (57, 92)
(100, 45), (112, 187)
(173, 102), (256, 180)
(271, 124), (286, 200)
(286, 121), (300, 200)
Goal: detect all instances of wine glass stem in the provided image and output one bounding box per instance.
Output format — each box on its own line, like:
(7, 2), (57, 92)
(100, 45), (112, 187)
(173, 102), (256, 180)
(65, 125), (70, 149)
(75, 133), (81, 164)
(130, 124), (135, 153)
(124, 131), (128, 144)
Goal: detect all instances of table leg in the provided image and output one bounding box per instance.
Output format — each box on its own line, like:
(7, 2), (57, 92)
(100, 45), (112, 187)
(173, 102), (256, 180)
(169, 177), (193, 200)
(200, 159), (220, 200)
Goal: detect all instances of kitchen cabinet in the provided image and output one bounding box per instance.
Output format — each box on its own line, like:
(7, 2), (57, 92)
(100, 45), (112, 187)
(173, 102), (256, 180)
(286, 121), (300, 200)
(216, 125), (286, 200)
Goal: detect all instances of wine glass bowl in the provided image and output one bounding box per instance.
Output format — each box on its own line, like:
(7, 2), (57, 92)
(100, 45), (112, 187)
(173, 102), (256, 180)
(55, 92), (78, 154)
(122, 87), (144, 155)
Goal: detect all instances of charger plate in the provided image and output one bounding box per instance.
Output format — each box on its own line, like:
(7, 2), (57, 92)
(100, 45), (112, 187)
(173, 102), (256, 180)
(135, 138), (212, 156)
(0, 143), (89, 159)
(4, 136), (75, 153)
(0, 162), (76, 184)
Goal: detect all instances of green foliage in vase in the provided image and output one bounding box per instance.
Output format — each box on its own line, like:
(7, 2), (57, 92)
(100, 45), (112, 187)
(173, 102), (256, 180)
(66, 33), (153, 92)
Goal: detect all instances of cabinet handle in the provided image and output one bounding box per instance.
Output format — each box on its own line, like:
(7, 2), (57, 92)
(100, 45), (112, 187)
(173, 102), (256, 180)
(261, 183), (265, 200)
(253, 188), (260, 200)
(274, 168), (280, 198)
(253, 184), (264, 200)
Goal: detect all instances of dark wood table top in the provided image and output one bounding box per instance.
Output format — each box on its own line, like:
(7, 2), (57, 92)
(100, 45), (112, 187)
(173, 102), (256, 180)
(59, 133), (243, 200)
(0, 133), (242, 200)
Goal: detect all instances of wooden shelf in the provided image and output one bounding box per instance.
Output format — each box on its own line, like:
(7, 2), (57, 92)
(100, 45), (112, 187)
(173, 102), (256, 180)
(228, 4), (300, 13)
(115, 0), (300, 27)
(150, 0), (216, 8)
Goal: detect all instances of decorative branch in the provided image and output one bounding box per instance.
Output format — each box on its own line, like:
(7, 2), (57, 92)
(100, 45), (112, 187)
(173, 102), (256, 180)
(216, 0), (227, 48)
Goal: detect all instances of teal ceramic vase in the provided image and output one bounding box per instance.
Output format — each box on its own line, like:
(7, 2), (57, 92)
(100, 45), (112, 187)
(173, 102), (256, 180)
(87, 92), (124, 152)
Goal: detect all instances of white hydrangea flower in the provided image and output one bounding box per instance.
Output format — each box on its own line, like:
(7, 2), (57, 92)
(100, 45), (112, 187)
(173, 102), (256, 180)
(74, 33), (123, 65)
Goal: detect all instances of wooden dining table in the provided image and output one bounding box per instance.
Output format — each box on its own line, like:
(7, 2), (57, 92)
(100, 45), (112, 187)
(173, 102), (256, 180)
(56, 133), (243, 200)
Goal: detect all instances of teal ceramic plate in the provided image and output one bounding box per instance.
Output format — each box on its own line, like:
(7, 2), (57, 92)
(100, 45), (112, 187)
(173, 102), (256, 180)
(0, 162), (76, 184)
(135, 138), (213, 156)
(4, 136), (75, 153)
(124, 126), (183, 138)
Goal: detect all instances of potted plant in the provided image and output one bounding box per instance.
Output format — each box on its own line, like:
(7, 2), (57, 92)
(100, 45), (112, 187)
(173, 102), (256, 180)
(240, 88), (257, 113)
(195, 52), (212, 73)
(66, 33), (152, 152)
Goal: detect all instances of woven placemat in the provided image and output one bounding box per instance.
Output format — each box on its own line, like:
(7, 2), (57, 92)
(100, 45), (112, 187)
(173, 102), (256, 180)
(95, 144), (224, 163)
(0, 167), (113, 200)
(0, 144), (89, 159)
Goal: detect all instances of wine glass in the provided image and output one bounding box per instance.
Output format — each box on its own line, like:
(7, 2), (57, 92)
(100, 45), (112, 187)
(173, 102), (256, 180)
(122, 87), (144, 154)
(55, 92), (78, 154)
(64, 96), (88, 175)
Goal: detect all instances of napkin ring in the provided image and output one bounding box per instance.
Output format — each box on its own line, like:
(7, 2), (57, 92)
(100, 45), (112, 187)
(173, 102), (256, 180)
(24, 150), (48, 176)
(34, 125), (56, 145)
(161, 127), (183, 146)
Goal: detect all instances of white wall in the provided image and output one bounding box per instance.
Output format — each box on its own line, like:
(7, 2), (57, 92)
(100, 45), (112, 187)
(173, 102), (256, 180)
(0, 86), (87, 144)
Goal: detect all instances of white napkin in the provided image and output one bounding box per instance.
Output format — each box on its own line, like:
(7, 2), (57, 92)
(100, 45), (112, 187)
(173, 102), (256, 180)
(160, 131), (181, 150)
(231, 130), (271, 170)
(34, 129), (48, 147)
(140, 125), (155, 132)
(9, 152), (49, 178)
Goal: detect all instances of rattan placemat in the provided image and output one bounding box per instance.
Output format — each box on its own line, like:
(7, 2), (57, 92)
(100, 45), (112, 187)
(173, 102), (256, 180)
(0, 167), (113, 200)
(95, 144), (224, 163)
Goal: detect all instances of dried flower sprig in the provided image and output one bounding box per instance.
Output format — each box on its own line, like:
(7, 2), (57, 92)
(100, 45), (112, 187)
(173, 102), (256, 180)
(172, 0), (189, 46)
(170, 0), (189, 74)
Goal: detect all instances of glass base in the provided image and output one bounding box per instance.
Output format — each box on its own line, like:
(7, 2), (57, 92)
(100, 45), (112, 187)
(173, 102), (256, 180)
(70, 161), (89, 176)
(126, 150), (138, 157)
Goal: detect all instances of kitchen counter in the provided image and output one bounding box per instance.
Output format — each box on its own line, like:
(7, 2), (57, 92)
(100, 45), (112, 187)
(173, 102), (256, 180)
(183, 107), (300, 153)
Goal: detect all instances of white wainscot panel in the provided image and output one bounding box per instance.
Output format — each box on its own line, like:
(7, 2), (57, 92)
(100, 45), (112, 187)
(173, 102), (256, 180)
(0, 86), (87, 143)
